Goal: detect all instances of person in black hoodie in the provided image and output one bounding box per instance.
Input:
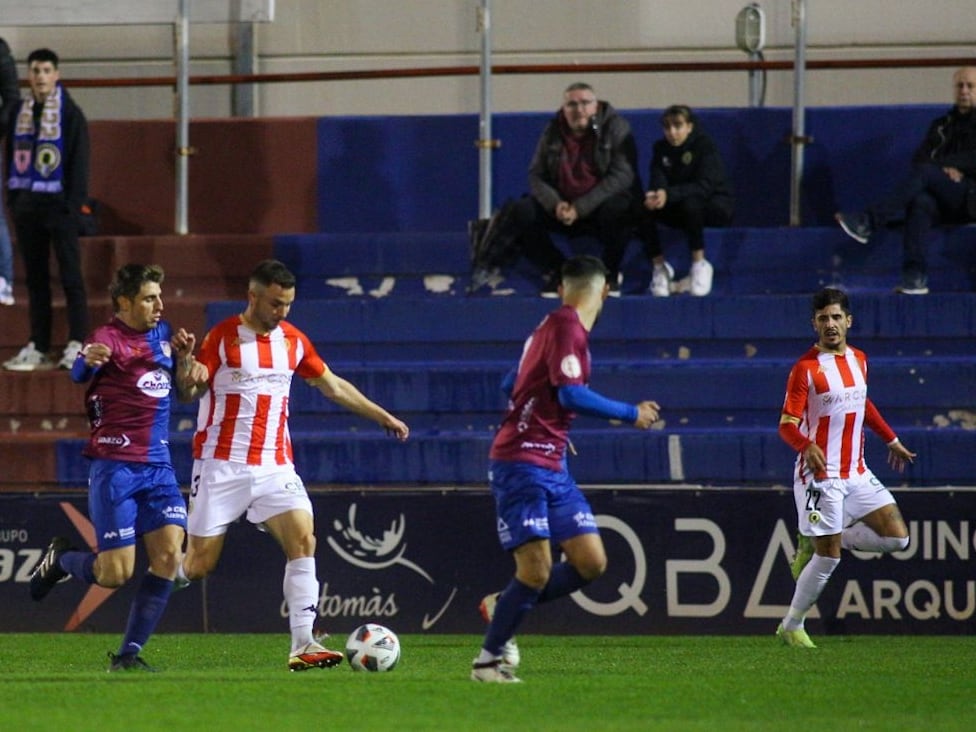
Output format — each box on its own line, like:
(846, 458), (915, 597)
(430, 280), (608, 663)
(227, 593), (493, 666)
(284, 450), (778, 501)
(637, 105), (734, 297)
(470, 82), (641, 296)
(3, 48), (90, 371)
(836, 67), (976, 295)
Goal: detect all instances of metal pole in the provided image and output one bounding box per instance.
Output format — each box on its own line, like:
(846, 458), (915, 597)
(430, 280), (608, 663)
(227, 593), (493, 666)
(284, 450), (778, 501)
(476, 0), (494, 219)
(232, 22), (256, 117)
(789, 0), (807, 226)
(175, 0), (190, 234)
(748, 51), (761, 107)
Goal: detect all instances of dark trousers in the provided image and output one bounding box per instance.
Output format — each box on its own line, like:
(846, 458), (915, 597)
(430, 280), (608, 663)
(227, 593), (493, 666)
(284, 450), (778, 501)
(868, 162), (972, 278)
(13, 201), (88, 352)
(638, 194), (734, 260)
(506, 192), (635, 280)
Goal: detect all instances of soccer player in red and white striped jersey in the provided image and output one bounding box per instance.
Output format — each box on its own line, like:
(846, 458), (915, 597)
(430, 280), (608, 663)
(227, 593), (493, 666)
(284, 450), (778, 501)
(178, 259), (409, 670)
(776, 288), (916, 648)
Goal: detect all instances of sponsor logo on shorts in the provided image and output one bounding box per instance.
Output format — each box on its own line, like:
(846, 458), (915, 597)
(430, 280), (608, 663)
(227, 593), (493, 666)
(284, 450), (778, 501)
(497, 517), (511, 544)
(522, 517), (549, 532)
(573, 511), (597, 529)
(162, 505), (187, 520)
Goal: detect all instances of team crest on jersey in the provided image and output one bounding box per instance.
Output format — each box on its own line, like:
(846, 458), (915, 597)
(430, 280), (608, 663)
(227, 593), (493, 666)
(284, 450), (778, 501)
(161, 341), (172, 358)
(560, 354), (582, 379)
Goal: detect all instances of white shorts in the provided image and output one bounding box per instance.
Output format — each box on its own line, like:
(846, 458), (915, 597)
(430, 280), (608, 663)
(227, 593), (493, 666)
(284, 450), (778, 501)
(187, 458), (313, 537)
(793, 468), (896, 537)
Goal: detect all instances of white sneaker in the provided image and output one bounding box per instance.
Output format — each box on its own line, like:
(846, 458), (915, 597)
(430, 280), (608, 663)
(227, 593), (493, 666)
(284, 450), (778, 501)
(471, 659), (522, 683)
(478, 592), (520, 668)
(649, 261), (674, 297)
(0, 276), (13, 306)
(689, 258), (714, 296)
(58, 340), (84, 370)
(3, 342), (53, 371)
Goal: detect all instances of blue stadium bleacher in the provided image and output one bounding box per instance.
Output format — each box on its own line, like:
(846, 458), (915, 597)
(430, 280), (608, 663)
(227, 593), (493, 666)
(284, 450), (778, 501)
(53, 106), (976, 488)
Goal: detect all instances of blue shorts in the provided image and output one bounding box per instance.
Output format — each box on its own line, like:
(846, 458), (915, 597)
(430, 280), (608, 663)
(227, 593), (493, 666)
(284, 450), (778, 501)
(88, 459), (187, 551)
(489, 460), (598, 551)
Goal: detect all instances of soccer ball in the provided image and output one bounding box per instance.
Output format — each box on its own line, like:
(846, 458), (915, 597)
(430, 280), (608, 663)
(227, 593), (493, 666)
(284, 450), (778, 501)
(345, 623), (401, 672)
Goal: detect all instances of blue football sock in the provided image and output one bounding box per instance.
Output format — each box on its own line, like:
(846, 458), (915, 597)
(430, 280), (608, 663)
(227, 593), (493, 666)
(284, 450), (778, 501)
(59, 550), (97, 585)
(117, 572), (173, 657)
(482, 578), (540, 657)
(538, 562), (588, 604)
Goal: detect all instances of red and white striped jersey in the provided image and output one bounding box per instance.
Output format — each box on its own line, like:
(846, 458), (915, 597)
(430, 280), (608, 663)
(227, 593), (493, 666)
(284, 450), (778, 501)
(782, 344), (873, 481)
(192, 316), (328, 466)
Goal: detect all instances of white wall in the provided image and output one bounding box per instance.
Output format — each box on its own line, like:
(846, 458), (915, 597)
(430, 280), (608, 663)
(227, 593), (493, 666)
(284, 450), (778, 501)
(1, 0), (974, 119)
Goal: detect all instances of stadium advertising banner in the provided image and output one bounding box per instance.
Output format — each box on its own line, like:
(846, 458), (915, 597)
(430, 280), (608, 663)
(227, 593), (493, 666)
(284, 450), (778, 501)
(1, 488), (973, 636)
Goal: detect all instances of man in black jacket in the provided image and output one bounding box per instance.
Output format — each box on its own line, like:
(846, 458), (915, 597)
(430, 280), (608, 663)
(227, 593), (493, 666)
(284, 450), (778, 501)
(471, 82), (641, 296)
(836, 66), (976, 294)
(4, 48), (90, 370)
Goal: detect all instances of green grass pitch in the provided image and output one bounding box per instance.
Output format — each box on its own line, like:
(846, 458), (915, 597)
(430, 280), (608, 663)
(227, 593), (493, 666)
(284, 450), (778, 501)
(1, 633), (973, 731)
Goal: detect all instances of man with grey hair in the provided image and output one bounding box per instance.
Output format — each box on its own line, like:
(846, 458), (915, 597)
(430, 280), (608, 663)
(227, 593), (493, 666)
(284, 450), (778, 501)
(471, 82), (641, 296)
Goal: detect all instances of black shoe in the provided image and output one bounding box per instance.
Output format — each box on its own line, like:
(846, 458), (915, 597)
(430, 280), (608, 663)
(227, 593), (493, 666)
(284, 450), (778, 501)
(835, 211), (872, 244)
(107, 652), (158, 673)
(29, 537), (73, 601)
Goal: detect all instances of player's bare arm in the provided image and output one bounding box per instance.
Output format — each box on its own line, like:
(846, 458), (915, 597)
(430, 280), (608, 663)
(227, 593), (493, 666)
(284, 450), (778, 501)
(886, 439), (917, 472)
(308, 371), (410, 440)
(171, 327), (209, 402)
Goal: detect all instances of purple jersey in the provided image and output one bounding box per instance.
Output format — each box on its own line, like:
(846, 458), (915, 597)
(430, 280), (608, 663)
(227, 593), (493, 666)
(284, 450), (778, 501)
(73, 318), (177, 464)
(490, 305), (590, 471)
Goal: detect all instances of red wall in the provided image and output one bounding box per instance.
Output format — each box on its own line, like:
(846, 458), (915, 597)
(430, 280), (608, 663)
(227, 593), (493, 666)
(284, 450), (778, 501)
(89, 117), (318, 236)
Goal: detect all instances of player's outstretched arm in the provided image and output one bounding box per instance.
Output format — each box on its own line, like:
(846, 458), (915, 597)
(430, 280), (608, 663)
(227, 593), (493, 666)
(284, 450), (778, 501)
(309, 371), (409, 440)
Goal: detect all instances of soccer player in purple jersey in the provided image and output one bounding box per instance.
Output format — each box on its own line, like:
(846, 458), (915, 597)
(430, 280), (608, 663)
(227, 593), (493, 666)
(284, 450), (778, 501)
(29, 263), (208, 671)
(471, 255), (661, 683)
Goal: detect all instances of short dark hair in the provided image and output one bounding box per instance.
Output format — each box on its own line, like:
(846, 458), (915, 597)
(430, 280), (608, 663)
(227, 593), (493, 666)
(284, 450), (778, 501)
(109, 264), (164, 311)
(811, 287), (851, 315)
(564, 81), (594, 95)
(27, 48), (59, 68)
(661, 104), (695, 126)
(561, 254), (608, 283)
(249, 259), (296, 290)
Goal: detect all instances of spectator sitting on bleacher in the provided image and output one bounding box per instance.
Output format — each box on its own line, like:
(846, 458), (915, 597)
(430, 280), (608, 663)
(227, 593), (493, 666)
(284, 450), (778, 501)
(835, 66), (976, 295)
(470, 82), (641, 297)
(637, 104), (734, 297)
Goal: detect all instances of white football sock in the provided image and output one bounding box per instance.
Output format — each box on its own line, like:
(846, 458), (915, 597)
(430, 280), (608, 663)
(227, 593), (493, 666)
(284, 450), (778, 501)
(842, 522), (910, 553)
(782, 553), (841, 631)
(284, 556), (319, 652)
